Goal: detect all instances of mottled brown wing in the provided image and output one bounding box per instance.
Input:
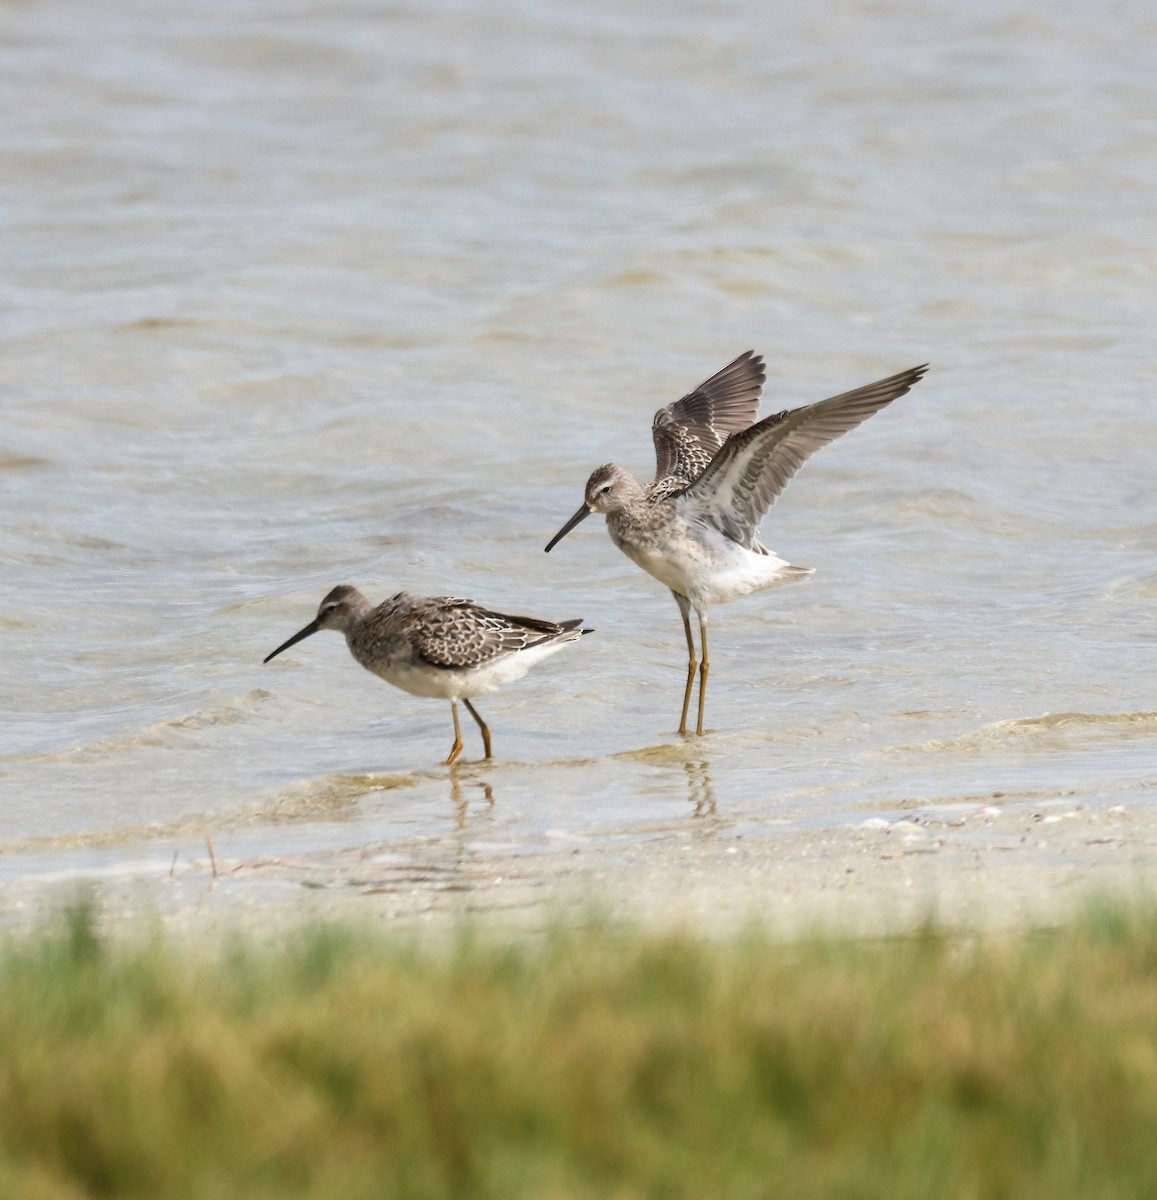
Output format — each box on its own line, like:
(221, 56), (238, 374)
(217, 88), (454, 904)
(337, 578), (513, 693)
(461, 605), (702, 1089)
(651, 351), (765, 488)
(678, 364), (929, 549)
(409, 600), (560, 670)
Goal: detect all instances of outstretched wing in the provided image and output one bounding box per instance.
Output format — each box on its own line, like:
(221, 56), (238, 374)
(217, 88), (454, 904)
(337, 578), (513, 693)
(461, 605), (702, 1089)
(677, 364), (929, 549)
(409, 600), (572, 670)
(651, 351), (765, 489)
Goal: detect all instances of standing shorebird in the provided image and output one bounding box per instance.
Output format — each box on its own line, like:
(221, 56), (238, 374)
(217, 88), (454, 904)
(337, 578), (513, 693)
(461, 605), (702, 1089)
(545, 352), (928, 736)
(264, 586), (590, 765)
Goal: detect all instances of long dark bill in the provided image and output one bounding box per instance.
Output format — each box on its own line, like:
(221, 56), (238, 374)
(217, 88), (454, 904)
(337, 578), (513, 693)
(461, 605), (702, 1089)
(544, 503), (592, 552)
(263, 618), (321, 663)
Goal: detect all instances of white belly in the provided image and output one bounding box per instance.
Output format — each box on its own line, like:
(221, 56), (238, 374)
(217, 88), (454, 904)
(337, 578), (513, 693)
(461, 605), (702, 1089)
(374, 638), (574, 701)
(612, 521), (808, 609)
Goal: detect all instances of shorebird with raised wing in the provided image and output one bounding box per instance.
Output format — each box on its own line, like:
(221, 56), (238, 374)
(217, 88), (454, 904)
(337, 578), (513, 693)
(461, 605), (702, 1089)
(265, 586), (590, 765)
(545, 352), (928, 735)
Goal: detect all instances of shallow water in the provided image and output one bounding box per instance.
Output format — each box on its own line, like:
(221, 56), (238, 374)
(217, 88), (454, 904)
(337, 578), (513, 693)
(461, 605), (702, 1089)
(2, 0), (1156, 902)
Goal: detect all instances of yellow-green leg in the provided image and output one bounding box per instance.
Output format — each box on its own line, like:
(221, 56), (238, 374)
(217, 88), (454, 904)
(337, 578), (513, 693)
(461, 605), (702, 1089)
(445, 701), (465, 766)
(462, 698), (493, 759)
(696, 613), (709, 736)
(674, 591), (697, 736)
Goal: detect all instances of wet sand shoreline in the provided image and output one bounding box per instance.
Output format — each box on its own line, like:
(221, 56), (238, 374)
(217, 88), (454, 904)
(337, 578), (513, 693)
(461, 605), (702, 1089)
(3, 781), (1153, 939)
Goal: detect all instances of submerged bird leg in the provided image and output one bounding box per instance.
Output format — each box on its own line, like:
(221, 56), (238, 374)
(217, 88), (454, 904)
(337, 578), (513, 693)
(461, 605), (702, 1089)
(445, 701), (465, 766)
(462, 698), (493, 759)
(696, 612), (710, 737)
(673, 591), (697, 736)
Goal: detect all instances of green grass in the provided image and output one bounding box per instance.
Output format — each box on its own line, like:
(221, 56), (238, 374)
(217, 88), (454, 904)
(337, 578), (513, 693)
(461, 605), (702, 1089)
(3, 903), (1157, 1198)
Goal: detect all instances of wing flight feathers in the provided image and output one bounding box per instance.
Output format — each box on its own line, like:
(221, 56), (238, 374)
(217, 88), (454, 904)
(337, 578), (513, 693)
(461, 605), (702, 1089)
(651, 351), (765, 487)
(678, 363), (929, 548)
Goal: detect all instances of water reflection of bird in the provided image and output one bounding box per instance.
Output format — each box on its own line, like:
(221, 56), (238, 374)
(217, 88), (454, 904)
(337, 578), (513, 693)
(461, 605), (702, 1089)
(264, 585), (590, 765)
(684, 758), (716, 818)
(546, 352), (928, 735)
(450, 773), (496, 826)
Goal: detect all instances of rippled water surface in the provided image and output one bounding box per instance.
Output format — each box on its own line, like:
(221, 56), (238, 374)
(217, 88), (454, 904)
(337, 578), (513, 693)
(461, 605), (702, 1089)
(3, 0), (1156, 897)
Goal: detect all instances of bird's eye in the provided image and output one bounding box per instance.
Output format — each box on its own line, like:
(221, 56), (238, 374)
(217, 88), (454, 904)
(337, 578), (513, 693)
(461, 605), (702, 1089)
(599, 484), (612, 495)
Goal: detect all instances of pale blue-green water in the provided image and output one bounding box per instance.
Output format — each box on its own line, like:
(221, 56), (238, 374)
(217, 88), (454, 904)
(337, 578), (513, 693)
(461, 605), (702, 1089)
(2, 0), (1156, 905)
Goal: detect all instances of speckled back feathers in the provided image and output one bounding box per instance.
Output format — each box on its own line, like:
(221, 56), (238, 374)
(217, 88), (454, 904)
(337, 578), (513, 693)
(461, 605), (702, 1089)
(349, 592), (587, 674)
